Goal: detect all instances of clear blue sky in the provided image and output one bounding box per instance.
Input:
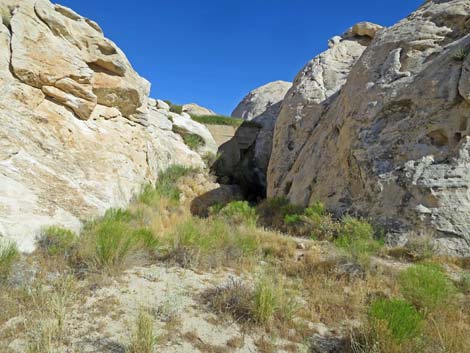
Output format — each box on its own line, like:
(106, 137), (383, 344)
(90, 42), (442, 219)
(59, 0), (423, 115)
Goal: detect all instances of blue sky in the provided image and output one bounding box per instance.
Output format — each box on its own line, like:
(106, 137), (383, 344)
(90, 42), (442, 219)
(59, 0), (423, 115)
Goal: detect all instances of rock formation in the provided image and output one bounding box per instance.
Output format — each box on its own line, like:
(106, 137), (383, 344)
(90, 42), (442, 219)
(182, 103), (217, 116)
(0, 0), (215, 251)
(214, 81), (292, 198)
(268, 0), (470, 256)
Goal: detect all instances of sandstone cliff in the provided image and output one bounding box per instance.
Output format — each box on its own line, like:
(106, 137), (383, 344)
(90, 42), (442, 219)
(0, 0), (215, 251)
(268, 1), (470, 256)
(215, 81), (291, 198)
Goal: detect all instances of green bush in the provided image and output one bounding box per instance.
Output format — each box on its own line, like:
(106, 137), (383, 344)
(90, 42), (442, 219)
(38, 226), (78, 257)
(220, 201), (257, 227)
(80, 209), (157, 272)
(284, 214), (302, 225)
(164, 218), (259, 269)
(305, 201), (325, 217)
(335, 216), (382, 260)
(138, 165), (196, 205)
(369, 298), (423, 343)
(399, 264), (457, 313)
(181, 133), (204, 151)
(0, 240), (19, 281)
(169, 104), (183, 114)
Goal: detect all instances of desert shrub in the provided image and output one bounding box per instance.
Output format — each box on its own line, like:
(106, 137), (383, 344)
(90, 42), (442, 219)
(38, 226), (78, 258)
(203, 278), (253, 322)
(219, 201), (257, 227)
(169, 103), (183, 114)
(387, 236), (434, 262)
(127, 309), (157, 353)
(138, 165), (196, 205)
(0, 240), (19, 281)
(335, 216), (382, 260)
(369, 298), (423, 343)
(256, 197), (304, 230)
(155, 165), (196, 202)
(79, 209), (157, 272)
(452, 48), (468, 61)
(399, 264), (457, 314)
(162, 218), (259, 269)
(305, 201), (325, 217)
(203, 275), (297, 326)
(457, 272), (470, 294)
(284, 214), (302, 225)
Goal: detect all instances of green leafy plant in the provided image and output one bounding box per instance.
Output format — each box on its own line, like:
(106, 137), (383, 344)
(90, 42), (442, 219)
(369, 298), (423, 343)
(190, 114), (261, 127)
(399, 264), (457, 314)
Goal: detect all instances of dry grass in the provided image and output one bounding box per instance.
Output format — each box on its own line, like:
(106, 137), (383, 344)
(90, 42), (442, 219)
(127, 309), (157, 353)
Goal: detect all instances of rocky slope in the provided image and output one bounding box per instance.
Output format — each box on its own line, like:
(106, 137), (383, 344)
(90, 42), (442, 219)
(268, 0), (470, 256)
(0, 0), (215, 251)
(214, 81), (292, 198)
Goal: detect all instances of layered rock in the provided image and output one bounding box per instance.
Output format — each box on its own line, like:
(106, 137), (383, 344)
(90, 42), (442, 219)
(0, 0), (214, 251)
(268, 0), (470, 256)
(214, 81), (292, 198)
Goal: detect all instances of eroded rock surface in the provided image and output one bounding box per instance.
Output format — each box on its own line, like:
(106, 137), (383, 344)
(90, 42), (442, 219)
(0, 0), (214, 251)
(215, 81), (292, 198)
(268, 0), (470, 256)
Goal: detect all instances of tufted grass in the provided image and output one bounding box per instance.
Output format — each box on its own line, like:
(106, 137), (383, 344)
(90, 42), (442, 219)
(0, 240), (19, 282)
(399, 263), (457, 314)
(127, 309), (158, 353)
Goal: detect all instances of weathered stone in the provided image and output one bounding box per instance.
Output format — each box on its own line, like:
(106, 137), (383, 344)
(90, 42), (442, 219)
(268, 1), (470, 256)
(0, 0), (206, 251)
(182, 103), (216, 116)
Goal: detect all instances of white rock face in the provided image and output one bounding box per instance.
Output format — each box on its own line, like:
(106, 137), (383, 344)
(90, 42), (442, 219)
(182, 103), (216, 116)
(232, 81), (292, 121)
(0, 0), (214, 251)
(268, 0), (470, 256)
(215, 81), (292, 197)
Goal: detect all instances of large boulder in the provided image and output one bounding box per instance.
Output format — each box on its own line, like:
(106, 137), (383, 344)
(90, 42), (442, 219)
(214, 81), (292, 198)
(268, 0), (470, 256)
(0, 0), (211, 251)
(182, 103), (217, 116)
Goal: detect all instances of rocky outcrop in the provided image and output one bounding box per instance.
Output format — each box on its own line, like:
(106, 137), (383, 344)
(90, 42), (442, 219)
(182, 103), (217, 116)
(215, 81), (292, 198)
(0, 0), (214, 251)
(232, 80), (292, 121)
(268, 0), (470, 256)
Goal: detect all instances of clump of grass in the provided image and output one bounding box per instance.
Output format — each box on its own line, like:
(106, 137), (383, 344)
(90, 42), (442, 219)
(257, 197), (304, 231)
(399, 263), (457, 314)
(138, 165), (196, 205)
(127, 309), (157, 353)
(203, 274), (297, 326)
(335, 216), (382, 261)
(0, 240), (19, 282)
(162, 217), (259, 269)
(387, 236), (434, 262)
(369, 298), (423, 343)
(190, 114), (262, 128)
(219, 201), (258, 227)
(182, 133), (204, 151)
(169, 103), (183, 114)
(37, 226), (78, 258)
(452, 47), (468, 61)
(79, 209), (157, 273)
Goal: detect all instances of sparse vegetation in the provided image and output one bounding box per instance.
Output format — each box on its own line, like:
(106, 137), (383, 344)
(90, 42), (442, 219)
(190, 114), (258, 127)
(127, 309), (157, 353)
(38, 226), (78, 258)
(399, 263), (457, 314)
(0, 166), (468, 353)
(452, 47), (468, 61)
(0, 240), (19, 281)
(368, 298), (423, 342)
